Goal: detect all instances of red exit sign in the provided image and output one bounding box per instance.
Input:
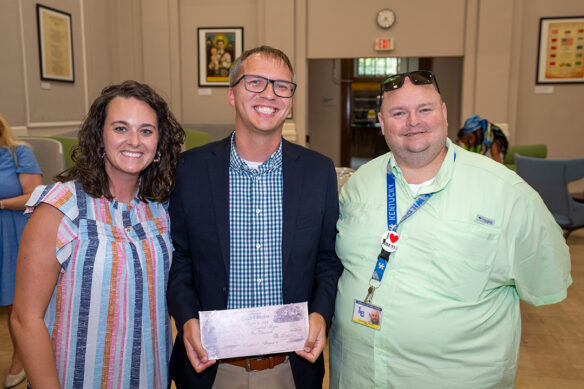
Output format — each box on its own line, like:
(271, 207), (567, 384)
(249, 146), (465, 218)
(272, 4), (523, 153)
(375, 38), (394, 51)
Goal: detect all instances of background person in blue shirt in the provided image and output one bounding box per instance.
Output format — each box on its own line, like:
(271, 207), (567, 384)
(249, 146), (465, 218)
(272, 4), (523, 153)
(0, 114), (42, 388)
(167, 45), (342, 389)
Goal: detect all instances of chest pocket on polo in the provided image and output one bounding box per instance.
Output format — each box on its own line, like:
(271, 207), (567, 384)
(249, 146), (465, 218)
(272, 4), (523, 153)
(428, 220), (500, 303)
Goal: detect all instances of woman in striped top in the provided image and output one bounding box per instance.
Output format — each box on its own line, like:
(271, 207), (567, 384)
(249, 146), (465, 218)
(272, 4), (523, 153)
(11, 81), (185, 388)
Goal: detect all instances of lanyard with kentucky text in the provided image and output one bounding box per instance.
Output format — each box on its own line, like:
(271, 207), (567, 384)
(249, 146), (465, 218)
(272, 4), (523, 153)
(363, 165), (433, 304)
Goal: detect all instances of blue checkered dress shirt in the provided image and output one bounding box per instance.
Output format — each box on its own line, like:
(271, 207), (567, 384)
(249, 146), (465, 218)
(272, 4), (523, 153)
(227, 133), (283, 309)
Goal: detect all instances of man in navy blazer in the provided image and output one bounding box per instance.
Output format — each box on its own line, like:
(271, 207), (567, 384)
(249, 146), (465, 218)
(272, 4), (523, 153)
(167, 45), (342, 388)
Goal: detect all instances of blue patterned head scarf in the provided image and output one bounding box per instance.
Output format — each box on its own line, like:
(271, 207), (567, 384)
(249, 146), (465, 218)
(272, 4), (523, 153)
(461, 115), (487, 135)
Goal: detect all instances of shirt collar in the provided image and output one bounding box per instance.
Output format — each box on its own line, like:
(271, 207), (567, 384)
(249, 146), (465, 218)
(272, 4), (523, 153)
(389, 138), (456, 196)
(229, 132), (283, 173)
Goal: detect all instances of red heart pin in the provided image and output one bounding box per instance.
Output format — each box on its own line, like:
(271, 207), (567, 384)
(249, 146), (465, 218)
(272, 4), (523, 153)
(389, 232), (399, 243)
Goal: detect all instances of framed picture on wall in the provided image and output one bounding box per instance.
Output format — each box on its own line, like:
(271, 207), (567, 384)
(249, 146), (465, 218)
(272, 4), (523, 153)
(536, 16), (584, 84)
(36, 4), (75, 83)
(198, 27), (244, 87)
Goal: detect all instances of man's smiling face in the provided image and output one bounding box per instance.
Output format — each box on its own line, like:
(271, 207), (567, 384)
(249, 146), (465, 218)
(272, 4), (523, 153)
(228, 53), (293, 137)
(377, 77), (448, 170)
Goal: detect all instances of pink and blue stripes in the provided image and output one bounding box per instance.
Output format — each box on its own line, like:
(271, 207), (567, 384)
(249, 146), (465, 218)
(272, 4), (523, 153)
(27, 181), (172, 388)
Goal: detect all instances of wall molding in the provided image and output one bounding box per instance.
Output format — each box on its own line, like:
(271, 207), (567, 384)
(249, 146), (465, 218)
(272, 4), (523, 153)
(27, 121), (82, 128)
(17, 0), (89, 130)
(80, 0), (89, 111)
(12, 126), (28, 136)
(18, 0), (30, 128)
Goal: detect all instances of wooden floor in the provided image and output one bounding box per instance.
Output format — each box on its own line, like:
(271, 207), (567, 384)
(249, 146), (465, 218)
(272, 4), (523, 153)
(2, 229), (583, 388)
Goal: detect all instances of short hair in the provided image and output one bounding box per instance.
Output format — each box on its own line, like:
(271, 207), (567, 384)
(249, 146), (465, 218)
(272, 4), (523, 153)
(57, 80), (185, 203)
(229, 45), (295, 87)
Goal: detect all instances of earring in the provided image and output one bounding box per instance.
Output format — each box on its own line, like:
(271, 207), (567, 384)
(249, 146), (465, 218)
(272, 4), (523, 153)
(153, 151), (161, 163)
(101, 152), (106, 159)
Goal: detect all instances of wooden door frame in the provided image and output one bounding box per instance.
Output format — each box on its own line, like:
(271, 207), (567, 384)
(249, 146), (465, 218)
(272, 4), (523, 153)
(340, 59), (353, 167)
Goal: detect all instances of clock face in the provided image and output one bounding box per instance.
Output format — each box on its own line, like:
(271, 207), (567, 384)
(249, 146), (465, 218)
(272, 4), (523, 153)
(376, 9), (396, 29)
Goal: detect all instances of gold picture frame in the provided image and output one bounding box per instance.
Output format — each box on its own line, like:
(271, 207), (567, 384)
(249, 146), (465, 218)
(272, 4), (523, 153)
(198, 27), (243, 87)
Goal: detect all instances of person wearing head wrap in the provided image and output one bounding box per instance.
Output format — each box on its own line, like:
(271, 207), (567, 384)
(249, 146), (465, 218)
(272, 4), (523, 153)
(457, 115), (508, 163)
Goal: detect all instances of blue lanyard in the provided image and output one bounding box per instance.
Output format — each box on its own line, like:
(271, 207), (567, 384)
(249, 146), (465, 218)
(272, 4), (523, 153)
(364, 154), (455, 304)
(369, 167), (433, 285)
(386, 150), (455, 231)
(386, 172), (432, 232)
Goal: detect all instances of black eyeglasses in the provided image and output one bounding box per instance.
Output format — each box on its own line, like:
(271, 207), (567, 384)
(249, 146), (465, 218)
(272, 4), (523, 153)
(380, 70), (440, 94)
(232, 74), (297, 98)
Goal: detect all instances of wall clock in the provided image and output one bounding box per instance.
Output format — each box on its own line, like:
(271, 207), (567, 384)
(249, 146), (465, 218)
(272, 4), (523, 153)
(376, 9), (396, 29)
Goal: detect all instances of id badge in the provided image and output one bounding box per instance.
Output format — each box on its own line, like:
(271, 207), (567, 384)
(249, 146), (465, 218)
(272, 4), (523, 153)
(352, 300), (382, 330)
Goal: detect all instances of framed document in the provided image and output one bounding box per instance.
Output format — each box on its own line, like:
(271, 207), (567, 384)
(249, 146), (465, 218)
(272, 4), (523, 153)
(536, 16), (584, 84)
(36, 4), (75, 83)
(198, 27), (243, 87)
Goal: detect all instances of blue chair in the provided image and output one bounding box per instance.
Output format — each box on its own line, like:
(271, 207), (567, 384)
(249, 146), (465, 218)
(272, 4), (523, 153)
(503, 144), (547, 171)
(515, 154), (584, 238)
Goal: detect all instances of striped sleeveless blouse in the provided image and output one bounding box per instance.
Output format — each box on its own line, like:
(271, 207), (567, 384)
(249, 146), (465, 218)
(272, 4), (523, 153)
(26, 180), (172, 388)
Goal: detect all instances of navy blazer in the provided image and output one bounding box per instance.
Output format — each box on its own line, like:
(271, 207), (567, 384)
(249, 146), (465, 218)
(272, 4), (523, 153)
(167, 136), (342, 388)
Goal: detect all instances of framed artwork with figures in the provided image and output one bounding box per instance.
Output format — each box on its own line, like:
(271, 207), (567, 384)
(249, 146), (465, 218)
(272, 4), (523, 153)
(198, 27), (243, 87)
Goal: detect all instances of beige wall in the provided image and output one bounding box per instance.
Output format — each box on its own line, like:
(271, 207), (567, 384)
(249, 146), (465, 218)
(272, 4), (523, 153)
(462, 0), (584, 159)
(433, 57), (464, 141)
(174, 0), (301, 140)
(177, 0), (258, 127)
(306, 0), (583, 161)
(23, 0), (86, 127)
(514, 0), (584, 158)
(1, 0), (582, 160)
(0, 0), (27, 132)
(461, 0), (516, 124)
(83, 0), (116, 101)
(0, 0), (155, 135)
(307, 0), (467, 58)
(308, 59), (341, 164)
(1, 0), (88, 135)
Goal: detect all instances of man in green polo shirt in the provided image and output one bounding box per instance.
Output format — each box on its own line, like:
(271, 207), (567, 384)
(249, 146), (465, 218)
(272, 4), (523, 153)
(329, 71), (571, 388)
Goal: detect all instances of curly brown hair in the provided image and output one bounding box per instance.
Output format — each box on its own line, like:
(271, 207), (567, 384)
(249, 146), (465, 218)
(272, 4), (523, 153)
(57, 80), (185, 202)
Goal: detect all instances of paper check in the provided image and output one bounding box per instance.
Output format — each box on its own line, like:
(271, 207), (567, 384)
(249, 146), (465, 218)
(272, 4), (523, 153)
(199, 302), (309, 360)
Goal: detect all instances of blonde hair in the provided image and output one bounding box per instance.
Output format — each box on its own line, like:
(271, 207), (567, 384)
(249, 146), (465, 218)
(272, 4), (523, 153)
(0, 114), (25, 149)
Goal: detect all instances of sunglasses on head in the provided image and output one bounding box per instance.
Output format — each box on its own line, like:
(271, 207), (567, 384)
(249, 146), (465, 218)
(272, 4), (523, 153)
(380, 70), (441, 94)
